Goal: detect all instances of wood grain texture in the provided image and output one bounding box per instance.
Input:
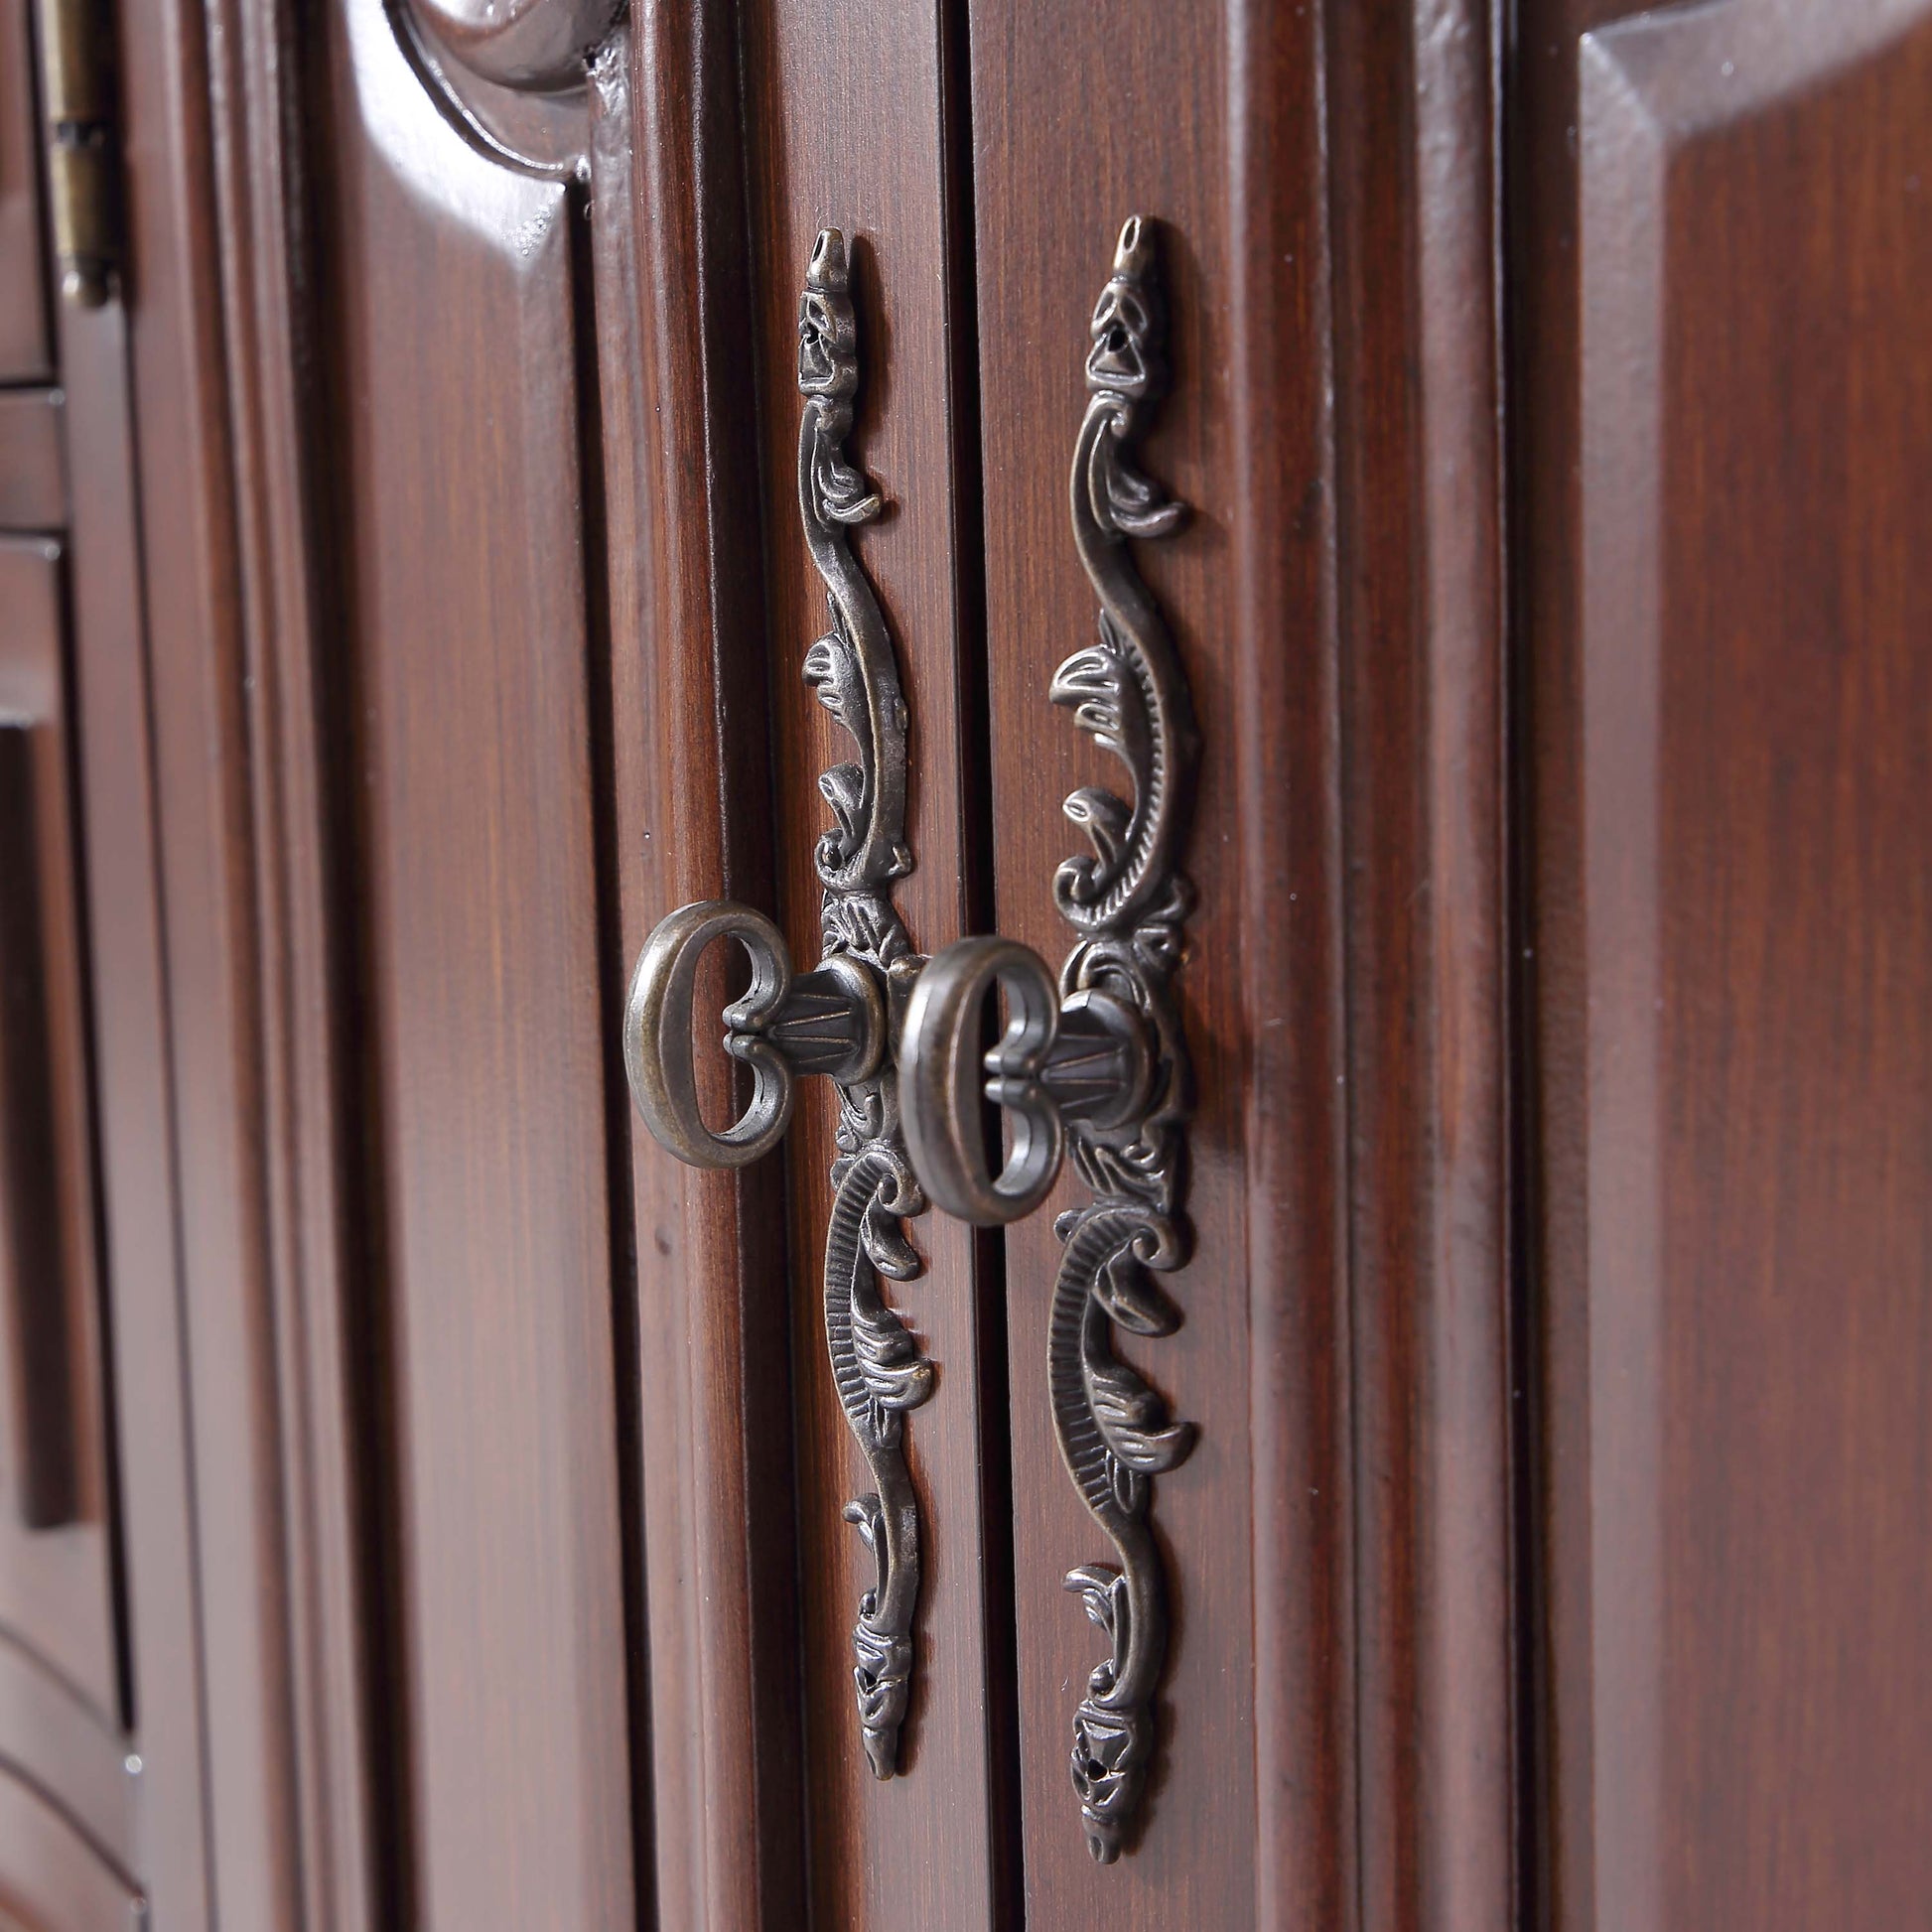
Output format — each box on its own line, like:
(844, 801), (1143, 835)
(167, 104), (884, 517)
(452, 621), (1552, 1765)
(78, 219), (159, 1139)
(1521, 1), (1932, 1926)
(1226, 9), (1359, 1929)
(737, 1), (1014, 1924)
(971, 3), (1362, 1923)
(304, 3), (636, 1922)
(0, 0), (48, 380)
(1326, 3), (1515, 1929)
(610, 3), (807, 1924)
(199, 0), (380, 1919)
(0, 391), (66, 529)
(0, 538), (116, 1711)
(0, 1761), (141, 1928)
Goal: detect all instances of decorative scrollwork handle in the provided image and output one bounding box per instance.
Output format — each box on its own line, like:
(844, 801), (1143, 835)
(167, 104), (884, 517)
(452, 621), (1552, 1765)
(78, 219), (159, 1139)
(622, 230), (933, 1781)
(897, 214), (1198, 1863)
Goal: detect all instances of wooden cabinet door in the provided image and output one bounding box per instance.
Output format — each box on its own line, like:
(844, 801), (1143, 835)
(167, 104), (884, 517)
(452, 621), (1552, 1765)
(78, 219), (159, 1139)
(735, 9), (1015, 1924)
(64, 0), (1932, 1925)
(159, 0), (1518, 1925)
(1518, 2), (1932, 1926)
(78, 0), (1522, 1921)
(626, 1), (1514, 1922)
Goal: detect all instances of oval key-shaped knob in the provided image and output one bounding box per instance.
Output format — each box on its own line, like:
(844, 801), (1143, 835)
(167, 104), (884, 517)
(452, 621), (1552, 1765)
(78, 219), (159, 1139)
(624, 898), (887, 1170)
(898, 936), (1153, 1226)
(624, 901), (798, 1169)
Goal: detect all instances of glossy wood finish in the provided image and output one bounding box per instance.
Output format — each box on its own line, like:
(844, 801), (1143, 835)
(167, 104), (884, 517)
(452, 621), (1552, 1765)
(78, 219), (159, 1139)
(306, 2), (634, 1922)
(1518, 1), (1932, 1926)
(113, 0), (352, 1910)
(1225, 7), (1361, 1928)
(0, 649), (81, 1537)
(607, 5), (804, 1923)
(1326, 5), (1515, 1929)
(738, 2), (1014, 1924)
(0, 392), (65, 529)
(0, 0), (49, 379)
(199, 0), (378, 1917)
(31, 1), (1932, 1926)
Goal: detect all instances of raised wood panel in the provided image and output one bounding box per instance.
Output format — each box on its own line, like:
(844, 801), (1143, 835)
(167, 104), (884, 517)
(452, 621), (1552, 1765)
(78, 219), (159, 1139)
(602, 7), (804, 1925)
(1532, 3), (1932, 1926)
(737, 3), (1013, 1924)
(313, 4), (633, 1921)
(1324, 3), (1515, 1929)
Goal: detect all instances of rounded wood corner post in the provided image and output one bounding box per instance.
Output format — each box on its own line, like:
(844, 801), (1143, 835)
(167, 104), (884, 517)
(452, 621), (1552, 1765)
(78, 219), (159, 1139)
(1226, 2), (1358, 1928)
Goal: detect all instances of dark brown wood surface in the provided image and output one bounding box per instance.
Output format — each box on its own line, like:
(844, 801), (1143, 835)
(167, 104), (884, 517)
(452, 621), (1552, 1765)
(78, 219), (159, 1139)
(199, 0), (379, 1918)
(1325, 5), (1516, 1931)
(0, 537), (116, 1711)
(737, 3), (1016, 1925)
(606, 6), (806, 1925)
(0, 1642), (137, 1881)
(31, 0), (1932, 1925)
(1518, 1), (1932, 1926)
(111, 0), (383, 1912)
(304, 3), (635, 1922)
(0, 0), (48, 380)
(965, 5), (1360, 1924)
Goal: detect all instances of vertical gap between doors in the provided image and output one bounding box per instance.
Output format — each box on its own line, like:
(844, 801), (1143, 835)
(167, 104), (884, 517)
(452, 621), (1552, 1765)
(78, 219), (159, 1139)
(716, 6), (813, 1921)
(1497, 1), (1550, 1925)
(937, 0), (1027, 1924)
(567, 144), (661, 1932)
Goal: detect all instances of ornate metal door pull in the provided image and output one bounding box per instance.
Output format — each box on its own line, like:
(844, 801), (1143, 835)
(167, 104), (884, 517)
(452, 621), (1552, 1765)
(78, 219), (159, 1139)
(623, 229), (931, 1780)
(897, 215), (1198, 1864)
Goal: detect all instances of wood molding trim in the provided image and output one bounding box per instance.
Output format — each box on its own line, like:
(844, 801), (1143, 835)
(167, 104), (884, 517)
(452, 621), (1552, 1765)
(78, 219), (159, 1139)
(1325, 1), (1516, 1929)
(614, 4), (805, 1926)
(200, 0), (381, 1922)
(1226, 3), (1357, 1927)
(113, 0), (377, 1920)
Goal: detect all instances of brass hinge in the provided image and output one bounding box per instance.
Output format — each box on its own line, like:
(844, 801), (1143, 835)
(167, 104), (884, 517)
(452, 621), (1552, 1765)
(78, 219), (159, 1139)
(33, 0), (120, 307)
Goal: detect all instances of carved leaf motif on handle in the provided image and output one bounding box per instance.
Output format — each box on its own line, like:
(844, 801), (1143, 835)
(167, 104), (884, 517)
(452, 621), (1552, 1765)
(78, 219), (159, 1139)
(621, 228), (932, 1786)
(1046, 214), (1200, 1865)
(797, 228), (932, 1781)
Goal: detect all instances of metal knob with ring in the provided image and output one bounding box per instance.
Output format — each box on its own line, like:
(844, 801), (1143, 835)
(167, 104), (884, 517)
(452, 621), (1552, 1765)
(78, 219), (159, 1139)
(622, 898), (885, 1171)
(897, 934), (1153, 1227)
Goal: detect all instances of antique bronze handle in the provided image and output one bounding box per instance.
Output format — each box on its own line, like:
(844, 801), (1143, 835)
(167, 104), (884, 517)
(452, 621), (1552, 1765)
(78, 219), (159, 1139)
(897, 936), (1152, 1227)
(625, 217), (1197, 1850)
(623, 898), (885, 1170)
(622, 230), (932, 1782)
(897, 214), (1198, 1864)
